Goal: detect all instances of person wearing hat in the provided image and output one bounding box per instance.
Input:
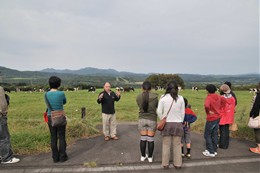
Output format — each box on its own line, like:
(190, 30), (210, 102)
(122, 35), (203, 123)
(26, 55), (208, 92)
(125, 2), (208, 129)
(219, 84), (236, 149)
(203, 84), (226, 157)
(224, 81), (237, 106)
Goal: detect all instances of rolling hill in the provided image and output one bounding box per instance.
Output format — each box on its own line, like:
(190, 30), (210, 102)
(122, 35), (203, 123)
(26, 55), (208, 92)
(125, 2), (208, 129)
(0, 66), (259, 87)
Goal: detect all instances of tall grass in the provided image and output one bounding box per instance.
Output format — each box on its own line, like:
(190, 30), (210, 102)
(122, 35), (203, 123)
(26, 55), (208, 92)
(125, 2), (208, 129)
(6, 89), (255, 154)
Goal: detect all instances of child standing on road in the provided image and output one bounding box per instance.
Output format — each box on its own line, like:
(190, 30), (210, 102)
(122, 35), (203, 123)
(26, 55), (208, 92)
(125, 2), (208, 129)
(181, 98), (197, 159)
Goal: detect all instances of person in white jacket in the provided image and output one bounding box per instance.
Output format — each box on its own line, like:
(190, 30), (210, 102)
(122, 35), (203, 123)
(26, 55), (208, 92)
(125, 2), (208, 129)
(157, 81), (185, 170)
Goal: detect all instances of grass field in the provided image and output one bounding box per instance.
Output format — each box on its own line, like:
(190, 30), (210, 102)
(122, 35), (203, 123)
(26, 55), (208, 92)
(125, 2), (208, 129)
(6, 89), (255, 155)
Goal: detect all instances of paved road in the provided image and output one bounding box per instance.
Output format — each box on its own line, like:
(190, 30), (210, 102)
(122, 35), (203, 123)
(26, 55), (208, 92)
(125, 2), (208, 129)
(0, 123), (259, 173)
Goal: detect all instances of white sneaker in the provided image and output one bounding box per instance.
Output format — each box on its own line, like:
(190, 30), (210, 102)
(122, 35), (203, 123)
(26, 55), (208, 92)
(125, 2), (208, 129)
(148, 157), (153, 163)
(1, 157), (20, 164)
(141, 154), (148, 162)
(204, 150), (217, 156)
(202, 151), (215, 157)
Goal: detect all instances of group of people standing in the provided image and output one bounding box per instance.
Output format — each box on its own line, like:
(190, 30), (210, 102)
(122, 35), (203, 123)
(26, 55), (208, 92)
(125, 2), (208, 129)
(0, 76), (259, 169)
(135, 81), (238, 169)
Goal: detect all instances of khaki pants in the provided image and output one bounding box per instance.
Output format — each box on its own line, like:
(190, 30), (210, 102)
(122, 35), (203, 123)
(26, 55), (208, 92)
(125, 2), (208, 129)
(162, 136), (182, 167)
(102, 113), (117, 137)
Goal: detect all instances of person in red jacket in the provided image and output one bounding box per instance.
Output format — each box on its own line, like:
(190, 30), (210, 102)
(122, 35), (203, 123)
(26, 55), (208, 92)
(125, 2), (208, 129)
(203, 84), (226, 157)
(219, 84), (236, 149)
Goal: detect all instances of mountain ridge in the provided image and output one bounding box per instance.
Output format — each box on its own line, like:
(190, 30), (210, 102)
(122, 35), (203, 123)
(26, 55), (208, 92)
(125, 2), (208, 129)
(0, 66), (259, 86)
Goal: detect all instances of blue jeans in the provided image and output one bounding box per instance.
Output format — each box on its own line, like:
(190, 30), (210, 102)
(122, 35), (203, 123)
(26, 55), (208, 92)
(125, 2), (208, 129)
(204, 119), (220, 154)
(0, 114), (14, 162)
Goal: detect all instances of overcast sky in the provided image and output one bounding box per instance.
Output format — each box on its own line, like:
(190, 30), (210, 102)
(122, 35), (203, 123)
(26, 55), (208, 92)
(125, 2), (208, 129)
(0, 0), (259, 75)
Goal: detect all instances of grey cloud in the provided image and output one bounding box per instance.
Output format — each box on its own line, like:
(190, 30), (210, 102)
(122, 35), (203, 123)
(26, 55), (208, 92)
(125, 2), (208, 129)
(0, 0), (258, 74)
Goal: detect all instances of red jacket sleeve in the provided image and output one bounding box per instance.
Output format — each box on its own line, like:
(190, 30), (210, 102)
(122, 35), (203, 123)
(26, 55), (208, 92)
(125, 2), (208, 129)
(204, 96), (210, 114)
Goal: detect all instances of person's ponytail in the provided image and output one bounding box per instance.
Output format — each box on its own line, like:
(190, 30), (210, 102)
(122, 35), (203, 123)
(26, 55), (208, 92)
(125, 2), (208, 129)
(142, 91), (149, 113)
(165, 81), (179, 101)
(142, 81), (152, 113)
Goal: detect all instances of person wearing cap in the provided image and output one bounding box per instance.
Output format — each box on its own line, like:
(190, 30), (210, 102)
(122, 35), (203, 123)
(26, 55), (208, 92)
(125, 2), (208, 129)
(0, 86), (20, 164)
(224, 81), (237, 106)
(219, 84), (236, 149)
(203, 84), (226, 157)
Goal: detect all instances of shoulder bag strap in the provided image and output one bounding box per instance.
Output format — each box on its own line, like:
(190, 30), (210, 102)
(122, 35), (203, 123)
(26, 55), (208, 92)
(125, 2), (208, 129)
(165, 99), (174, 118)
(45, 93), (53, 111)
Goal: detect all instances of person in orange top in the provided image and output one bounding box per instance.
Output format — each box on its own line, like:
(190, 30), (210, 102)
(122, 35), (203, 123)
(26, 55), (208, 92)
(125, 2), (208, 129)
(219, 84), (236, 149)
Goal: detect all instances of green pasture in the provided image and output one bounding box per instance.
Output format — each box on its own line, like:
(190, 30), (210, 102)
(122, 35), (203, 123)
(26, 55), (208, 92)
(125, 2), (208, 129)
(6, 89), (255, 154)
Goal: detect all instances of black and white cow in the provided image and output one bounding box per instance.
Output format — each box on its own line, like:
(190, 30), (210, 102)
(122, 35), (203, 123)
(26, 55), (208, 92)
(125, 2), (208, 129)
(249, 88), (259, 94)
(155, 86), (164, 91)
(66, 87), (74, 91)
(4, 87), (11, 93)
(88, 86), (96, 93)
(116, 87), (124, 92)
(192, 86), (199, 92)
(39, 88), (45, 92)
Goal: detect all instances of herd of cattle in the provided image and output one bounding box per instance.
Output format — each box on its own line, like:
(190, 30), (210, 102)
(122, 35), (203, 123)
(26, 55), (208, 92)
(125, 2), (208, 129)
(3, 86), (260, 95)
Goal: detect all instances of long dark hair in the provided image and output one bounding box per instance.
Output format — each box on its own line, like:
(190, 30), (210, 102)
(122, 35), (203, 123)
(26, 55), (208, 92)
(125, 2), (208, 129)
(164, 81), (179, 101)
(142, 81), (152, 113)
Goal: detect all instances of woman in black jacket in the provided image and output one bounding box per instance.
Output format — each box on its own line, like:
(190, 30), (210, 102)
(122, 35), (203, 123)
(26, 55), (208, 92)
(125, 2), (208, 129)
(249, 82), (260, 154)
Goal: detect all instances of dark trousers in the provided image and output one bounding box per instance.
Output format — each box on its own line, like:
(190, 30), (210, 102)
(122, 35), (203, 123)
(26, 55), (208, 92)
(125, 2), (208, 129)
(219, 124), (230, 149)
(254, 128), (260, 144)
(204, 119), (220, 154)
(0, 114), (13, 162)
(48, 118), (67, 162)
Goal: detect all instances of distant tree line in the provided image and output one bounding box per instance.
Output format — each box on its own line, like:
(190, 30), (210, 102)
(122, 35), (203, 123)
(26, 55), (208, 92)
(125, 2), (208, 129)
(145, 74), (185, 89)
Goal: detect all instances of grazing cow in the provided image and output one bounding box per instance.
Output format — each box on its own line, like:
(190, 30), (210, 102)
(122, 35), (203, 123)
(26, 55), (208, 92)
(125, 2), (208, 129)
(88, 86), (96, 93)
(116, 87), (124, 92)
(20, 87), (33, 92)
(4, 88), (11, 93)
(66, 87), (74, 91)
(39, 88), (45, 92)
(74, 87), (79, 91)
(178, 87), (183, 91)
(249, 88), (259, 94)
(123, 87), (135, 92)
(155, 86), (164, 91)
(192, 86), (199, 92)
